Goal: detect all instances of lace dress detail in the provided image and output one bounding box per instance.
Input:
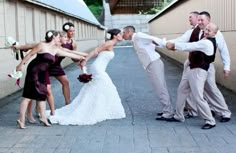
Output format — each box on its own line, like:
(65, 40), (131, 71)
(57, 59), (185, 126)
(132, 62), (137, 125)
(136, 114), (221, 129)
(48, 51), (126, 125)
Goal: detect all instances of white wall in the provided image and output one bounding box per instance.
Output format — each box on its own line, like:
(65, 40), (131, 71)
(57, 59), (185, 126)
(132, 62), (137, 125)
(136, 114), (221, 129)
(0, 0), (105, 99)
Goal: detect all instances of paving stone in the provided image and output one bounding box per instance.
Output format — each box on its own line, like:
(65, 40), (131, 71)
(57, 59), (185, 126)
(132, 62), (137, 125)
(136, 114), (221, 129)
(0, 47), (235, 153)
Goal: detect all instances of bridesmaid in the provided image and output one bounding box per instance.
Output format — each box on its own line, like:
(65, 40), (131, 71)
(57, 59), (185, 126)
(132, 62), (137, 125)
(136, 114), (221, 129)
(38, 22), (80, 115)
(13, 29), (86, 116)
(16, 30), (86, 129)
(53, 22), (78, 106)
(46, 31), (87, 115)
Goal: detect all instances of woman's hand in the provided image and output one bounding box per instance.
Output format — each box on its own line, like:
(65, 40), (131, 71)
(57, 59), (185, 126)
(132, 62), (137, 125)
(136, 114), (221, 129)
(10, 44), (20, 53)
(16, 65), (22, 72)
(79, 59), (87, 68)
(79, 56), (86, 60)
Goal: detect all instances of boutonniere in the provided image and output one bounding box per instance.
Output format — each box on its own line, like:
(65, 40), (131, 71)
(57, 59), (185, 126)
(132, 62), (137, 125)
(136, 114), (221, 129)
(77, 66), (92, 83)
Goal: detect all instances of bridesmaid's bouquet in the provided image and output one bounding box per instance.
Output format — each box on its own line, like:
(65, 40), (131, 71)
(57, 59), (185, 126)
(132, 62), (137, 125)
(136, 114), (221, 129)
(77, 66), (92, 83)
(8, 69), (23, 87)
(5, 37), (26, 60)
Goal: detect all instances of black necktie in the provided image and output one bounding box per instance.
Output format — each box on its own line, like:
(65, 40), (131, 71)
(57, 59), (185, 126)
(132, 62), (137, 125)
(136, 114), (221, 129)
(200, 31), (204, 39)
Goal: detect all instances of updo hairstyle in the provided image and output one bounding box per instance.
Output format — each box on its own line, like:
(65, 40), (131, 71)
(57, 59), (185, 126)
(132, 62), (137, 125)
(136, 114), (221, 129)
(62, 22), (75, 32)
(45, 30), (59, 42)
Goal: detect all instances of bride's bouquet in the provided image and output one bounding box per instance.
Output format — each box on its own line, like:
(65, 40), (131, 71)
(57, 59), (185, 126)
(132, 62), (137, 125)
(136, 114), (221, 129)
(77, 66), (92, 83)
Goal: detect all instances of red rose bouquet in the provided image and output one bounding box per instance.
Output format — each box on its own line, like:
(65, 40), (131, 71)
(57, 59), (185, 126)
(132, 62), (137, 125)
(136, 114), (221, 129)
(77, 66), (92, 83)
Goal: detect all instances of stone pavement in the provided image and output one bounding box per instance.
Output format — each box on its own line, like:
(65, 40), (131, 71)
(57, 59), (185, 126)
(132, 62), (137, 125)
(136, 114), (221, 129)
(0, 47), (236, 153)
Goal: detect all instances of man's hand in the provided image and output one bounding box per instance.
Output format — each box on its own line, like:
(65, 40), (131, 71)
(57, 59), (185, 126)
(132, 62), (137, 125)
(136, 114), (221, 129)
(166, 42), (175, 51)
(223, 70), (230, 78)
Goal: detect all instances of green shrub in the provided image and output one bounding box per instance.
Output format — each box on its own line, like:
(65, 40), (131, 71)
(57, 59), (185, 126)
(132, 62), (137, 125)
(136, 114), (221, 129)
(88, 5), (103, 18)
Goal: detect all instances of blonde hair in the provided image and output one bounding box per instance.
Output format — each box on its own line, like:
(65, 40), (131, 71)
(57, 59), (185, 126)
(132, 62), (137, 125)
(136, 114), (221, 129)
(59, 31), (67, 37)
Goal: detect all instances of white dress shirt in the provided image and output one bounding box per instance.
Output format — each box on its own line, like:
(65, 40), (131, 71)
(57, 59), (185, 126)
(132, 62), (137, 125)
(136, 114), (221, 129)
(132, 32), (163, 69)
(215, 31), (230, 71)
(169, 29), (194, 43)
(169, 28), (230, 71)
(174, 38), (214, 56)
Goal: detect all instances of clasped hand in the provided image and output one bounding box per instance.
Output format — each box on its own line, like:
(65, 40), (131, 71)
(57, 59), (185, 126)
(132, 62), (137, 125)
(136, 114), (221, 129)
(166, 42), (175, 51)
(16, 65), (21, 72)
(77, 59), (87, 68)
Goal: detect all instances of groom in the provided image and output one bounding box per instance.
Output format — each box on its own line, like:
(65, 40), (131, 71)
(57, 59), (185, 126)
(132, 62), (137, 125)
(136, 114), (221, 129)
(122, 26), (174, 120)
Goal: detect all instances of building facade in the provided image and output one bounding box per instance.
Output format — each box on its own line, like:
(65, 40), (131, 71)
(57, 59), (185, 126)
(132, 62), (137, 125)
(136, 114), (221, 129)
(0, 0), (105, 99)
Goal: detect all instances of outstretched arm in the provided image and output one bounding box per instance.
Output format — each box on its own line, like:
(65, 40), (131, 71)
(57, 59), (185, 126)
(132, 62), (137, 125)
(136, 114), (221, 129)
(168, 29), (193, 43)
(59, 46), (88, 56)
(56, 47), (85, 61)
(16, 43), (42, 71)
(79, 42), (112, 67)
(135, 32), (165, 47)
(86, 42), (111, 62)
(13, 42), (39, 51)
(70, 41), (81, 62)
(166, 39), (213, 56)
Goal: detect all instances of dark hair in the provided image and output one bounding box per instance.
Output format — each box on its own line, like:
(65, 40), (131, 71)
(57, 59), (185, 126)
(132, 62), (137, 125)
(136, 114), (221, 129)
(45, 30), (59, 42)
(199, 11), (211, 19)
(107, 29), (121, 40)
(123, 26), (135, 33)
(62, 22), (75, 32)
(190, 11), (199, 15)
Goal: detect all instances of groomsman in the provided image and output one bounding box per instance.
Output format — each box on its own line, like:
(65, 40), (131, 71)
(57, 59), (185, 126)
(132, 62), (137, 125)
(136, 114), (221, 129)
(170, 11), (231, 122)
(122, 26), (174, 119)
(195, 11), (231, 122)
(181, 11), (200, 117)
(166, 22), (219, 129)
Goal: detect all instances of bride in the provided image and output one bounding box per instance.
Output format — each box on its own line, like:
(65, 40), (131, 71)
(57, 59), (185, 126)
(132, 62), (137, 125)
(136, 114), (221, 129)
(48, 29), (126, 125)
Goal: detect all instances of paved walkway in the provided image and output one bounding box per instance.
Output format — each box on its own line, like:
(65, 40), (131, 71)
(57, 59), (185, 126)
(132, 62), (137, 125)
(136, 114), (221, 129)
(0, 47), (236, 153)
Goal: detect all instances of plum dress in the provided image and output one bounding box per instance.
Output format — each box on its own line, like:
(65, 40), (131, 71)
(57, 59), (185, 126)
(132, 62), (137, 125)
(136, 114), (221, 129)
(45, 42), (73, 84)
(48, 41), (73, 78)
(48, 51), (126, 125)
(22, 52), (55, 101)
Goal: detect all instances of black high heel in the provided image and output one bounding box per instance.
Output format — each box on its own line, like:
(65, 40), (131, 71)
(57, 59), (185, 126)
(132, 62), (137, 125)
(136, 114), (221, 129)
(16, 120), (27, 129)
(39, 119), (51, 127)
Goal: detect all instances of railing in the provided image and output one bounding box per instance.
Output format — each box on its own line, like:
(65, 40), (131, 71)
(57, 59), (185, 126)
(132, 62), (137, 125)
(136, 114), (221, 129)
(109, 0), (173, 14)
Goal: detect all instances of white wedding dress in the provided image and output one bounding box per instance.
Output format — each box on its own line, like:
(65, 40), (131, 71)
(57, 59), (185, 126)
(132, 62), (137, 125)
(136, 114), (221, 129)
(48, 51), (126, 125)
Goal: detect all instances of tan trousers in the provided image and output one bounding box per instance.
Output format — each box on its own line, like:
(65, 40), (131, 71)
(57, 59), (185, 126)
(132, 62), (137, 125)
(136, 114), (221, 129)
(146, 59), (174, 118)
(186, 63), (231, 118)
(174, 67), (216, 125)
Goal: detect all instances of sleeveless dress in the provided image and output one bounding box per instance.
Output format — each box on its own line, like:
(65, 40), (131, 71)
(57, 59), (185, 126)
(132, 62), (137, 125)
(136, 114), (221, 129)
(46, 42), (73, 84)
(22, 52), (55, 101)
(48, 51), (126, 125)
